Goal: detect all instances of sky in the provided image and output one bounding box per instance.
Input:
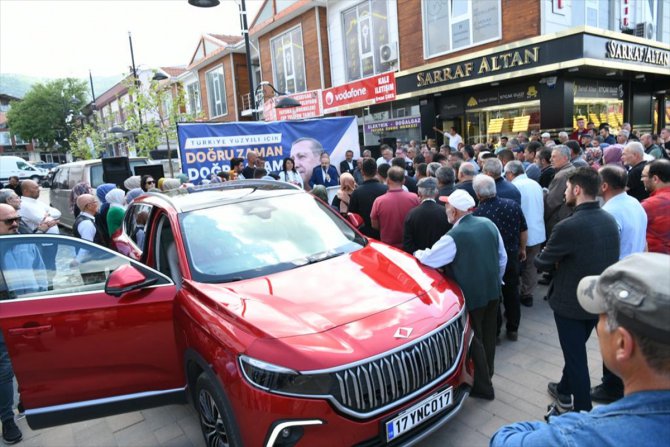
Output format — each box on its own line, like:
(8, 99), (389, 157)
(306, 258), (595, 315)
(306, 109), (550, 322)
(0, 0), (263, 78)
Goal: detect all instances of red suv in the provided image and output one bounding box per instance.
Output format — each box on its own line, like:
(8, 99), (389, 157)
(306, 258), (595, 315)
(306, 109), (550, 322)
(0, 181), (474, 446)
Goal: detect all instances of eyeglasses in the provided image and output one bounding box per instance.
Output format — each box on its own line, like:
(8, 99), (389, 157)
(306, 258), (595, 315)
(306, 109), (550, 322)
(1, 217), (20, 225)
(146, 180), (155, 185)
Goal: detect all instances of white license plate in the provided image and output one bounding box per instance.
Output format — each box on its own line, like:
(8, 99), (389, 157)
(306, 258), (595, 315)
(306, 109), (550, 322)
(385, 387), (453, 442)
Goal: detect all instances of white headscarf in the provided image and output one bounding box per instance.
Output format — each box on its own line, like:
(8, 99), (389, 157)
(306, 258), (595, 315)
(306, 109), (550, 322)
(105, 188), (126, 209)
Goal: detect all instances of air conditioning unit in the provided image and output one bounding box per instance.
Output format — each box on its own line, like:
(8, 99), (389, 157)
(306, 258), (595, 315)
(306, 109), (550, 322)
(380, 42), (398, 64)
(634, 22), (654, 39)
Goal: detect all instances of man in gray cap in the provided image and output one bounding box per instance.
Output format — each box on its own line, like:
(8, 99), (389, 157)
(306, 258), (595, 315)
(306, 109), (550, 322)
(491, 253), (670, 446)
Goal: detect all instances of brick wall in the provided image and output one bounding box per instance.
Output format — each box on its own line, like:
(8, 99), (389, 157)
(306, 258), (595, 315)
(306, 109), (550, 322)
(398, 0), (541, 70)
(258, 7), (328, 93)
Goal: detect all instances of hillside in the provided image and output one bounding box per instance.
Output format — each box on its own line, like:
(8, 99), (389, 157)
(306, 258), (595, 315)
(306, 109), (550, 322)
(0, 73), (122, 101)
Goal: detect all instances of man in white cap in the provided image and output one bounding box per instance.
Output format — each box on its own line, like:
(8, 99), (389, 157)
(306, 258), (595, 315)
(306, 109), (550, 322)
(491, 253), (670, 446)
(414, 189), (507, 400)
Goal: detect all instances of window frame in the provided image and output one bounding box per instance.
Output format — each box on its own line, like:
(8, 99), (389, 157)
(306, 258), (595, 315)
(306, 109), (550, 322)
(186, 81), (202, 115)
(270, 24), (307, 94)
(205, 65), (228, 119)
(421, 0), (502, 60)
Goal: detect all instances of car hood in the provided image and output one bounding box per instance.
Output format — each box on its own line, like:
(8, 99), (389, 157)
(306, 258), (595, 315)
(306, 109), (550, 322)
(193, 242), (449, 339)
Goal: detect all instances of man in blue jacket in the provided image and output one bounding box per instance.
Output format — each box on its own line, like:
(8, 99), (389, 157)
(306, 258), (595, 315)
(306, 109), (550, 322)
(491, 252), (670, 447)
(309, 152), (339, 188)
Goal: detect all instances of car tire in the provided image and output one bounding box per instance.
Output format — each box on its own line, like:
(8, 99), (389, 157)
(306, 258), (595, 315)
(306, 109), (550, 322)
(30, 175), (40, 182)
(195, 372), (243, 447)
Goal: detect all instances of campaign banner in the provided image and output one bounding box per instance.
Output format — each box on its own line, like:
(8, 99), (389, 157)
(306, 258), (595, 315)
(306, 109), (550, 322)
(364, 116), (421, 135)
(263, 90), (323, 121)
(321, 72), (396, 114)
(177, 116), (359, 185)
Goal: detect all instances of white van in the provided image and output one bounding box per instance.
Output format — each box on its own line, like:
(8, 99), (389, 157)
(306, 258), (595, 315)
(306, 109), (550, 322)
(0, 156), (48, 183)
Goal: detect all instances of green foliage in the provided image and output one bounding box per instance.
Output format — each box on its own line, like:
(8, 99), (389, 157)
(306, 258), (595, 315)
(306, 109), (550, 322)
(69, 123), (106, 160)
(121, 72), (199, 163)
(6, 78), (88, 150)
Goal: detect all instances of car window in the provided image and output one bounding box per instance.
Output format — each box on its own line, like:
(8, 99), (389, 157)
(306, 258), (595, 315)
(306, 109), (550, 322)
(53, 168), (69, 189)
(124, 203), (153, 252)
(67, 165), (83, 189)
(180, 193), (365, 283)
(89, 164), (103, 188)
(0, 236), (170, 301)
(16, 161), (34, 172)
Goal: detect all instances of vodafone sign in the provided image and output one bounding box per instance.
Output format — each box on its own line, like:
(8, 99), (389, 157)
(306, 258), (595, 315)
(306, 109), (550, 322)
(321, 72), (396, 114)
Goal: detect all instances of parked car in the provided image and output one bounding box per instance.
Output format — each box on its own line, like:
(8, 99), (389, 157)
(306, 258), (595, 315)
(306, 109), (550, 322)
(46, 158), (150, 228)
(0, 155), (49, 184)
(0, 181), (474, 446)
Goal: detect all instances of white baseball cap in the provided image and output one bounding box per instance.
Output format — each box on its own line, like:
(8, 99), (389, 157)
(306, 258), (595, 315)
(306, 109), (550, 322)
(438, 189), (475, 212)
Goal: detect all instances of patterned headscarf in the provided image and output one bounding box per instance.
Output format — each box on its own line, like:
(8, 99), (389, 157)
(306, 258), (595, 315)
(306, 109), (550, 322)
(69, 181), (91, 213)
(123, 175), (141, 190)
(603, 144), (624, 167)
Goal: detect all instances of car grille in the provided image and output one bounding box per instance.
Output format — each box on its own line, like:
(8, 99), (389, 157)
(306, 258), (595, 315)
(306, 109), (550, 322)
(331, 313), (465, 414)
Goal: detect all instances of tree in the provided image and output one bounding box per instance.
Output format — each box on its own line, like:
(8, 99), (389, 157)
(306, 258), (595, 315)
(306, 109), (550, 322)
(6, 78), (88, 151)
(122, 73), (198, 175)
(69, 123), (106, 160)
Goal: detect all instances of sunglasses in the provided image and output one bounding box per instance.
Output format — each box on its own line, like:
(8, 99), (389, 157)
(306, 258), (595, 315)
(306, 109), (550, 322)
(1, 217), (20, 225)
(146, 180), (155, 185)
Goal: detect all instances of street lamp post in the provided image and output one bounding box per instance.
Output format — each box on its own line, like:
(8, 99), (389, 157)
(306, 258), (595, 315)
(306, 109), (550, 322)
(188, 0), (256, 118)
(128, 31), (143, 128)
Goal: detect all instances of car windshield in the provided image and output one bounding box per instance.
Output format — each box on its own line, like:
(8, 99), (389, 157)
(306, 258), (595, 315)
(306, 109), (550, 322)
(180, 193), (366, 283)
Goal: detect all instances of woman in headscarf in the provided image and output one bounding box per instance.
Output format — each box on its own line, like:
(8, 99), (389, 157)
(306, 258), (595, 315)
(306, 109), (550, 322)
(177, 173), (189, 184)
(94, 183), (116, 247)
(125, 188), (144, 205)
(69, 181), (91, 218)
(603, 144), (624, 167)
(585, 146), (603, 171)
(310, 185), (329, 204)
(331, 173), (356, 215)
(123, 175), (141, 191)
(162, 178), (181, 191)
(105, 188), (126, 236)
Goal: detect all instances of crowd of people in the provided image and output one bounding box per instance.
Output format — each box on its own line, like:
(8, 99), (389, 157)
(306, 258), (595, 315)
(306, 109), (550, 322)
(0, 120), (669, 444)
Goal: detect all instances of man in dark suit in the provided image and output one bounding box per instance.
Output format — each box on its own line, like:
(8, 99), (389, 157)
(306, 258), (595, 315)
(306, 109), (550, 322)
(349, 158), (387, 239)
(436, 166), (456, 199)
(339, 150), (357, 175)
(403, 178), (451, 253)
(309, 152), (339, 188)
(535, 167), (619, 416)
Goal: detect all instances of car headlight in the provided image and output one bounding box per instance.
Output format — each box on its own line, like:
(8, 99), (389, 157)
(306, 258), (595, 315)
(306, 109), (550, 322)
(239, 355), (333, 396)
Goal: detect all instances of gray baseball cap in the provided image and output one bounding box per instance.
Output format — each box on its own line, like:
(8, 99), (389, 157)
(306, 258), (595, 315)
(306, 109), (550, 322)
(577, 253), (670, 343)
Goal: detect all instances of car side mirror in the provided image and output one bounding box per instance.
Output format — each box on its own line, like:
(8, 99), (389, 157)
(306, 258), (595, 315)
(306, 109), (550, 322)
(105, 264), (157, 297)
(346, 212), (364, 229)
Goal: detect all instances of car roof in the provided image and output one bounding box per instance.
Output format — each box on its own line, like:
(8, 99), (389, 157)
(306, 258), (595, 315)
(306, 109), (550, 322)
(54, 158), (148, 169)
(141, 180), (303, 213)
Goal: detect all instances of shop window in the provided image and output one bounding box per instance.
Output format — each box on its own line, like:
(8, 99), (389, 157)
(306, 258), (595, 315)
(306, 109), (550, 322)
(270, 26), (306, 94)
(342, 0), (393, 82)
(186, 82), (201, 115)
(206, 66), (228, 118)
(466, 101), (540, 145)
(422, 0), (501, 59)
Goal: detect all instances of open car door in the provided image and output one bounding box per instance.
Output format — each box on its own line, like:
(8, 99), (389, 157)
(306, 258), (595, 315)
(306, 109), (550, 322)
(0, 234), (185, 429)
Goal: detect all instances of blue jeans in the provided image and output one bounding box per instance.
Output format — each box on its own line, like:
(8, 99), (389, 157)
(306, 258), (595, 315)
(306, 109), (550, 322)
(0, 331), (15, 422)
(553, 313), (597, 411)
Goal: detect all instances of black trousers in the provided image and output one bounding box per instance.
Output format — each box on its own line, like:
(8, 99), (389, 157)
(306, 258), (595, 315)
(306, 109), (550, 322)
(469, 299), (499, 395)
(498, 250), (520, 333)
(554, 313), (597, 411)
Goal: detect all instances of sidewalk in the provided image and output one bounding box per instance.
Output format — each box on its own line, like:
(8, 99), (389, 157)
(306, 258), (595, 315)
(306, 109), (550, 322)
(15, 284), (605, 446)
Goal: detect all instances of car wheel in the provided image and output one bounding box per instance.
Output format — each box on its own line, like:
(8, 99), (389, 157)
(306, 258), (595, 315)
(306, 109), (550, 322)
(195, 372), (242, 447)
(30, 175), (40, 182)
